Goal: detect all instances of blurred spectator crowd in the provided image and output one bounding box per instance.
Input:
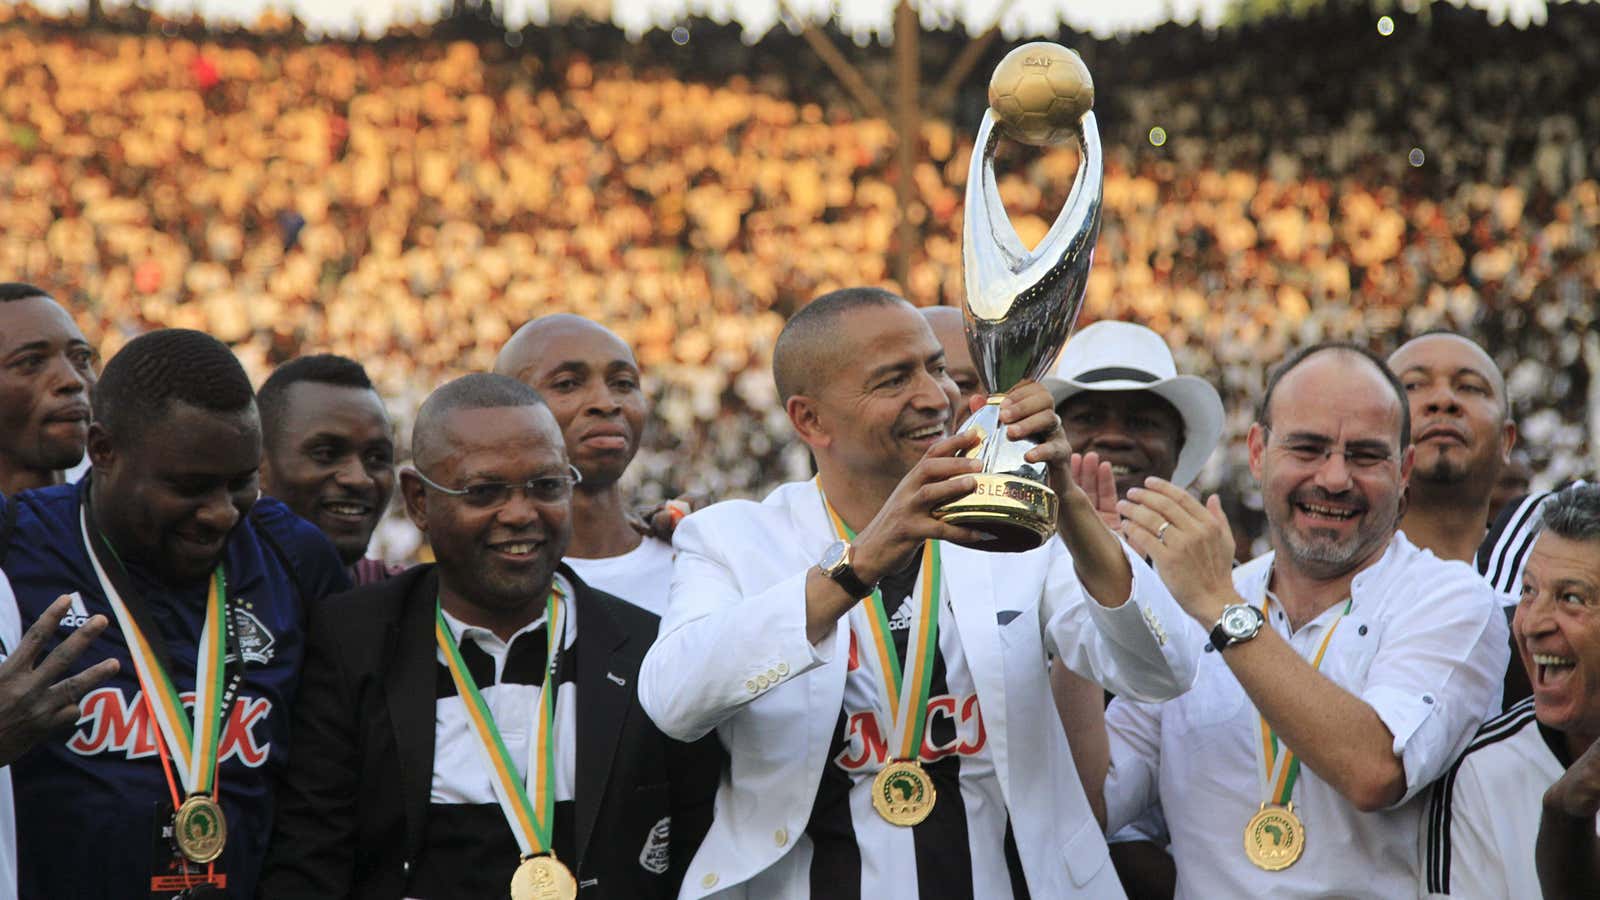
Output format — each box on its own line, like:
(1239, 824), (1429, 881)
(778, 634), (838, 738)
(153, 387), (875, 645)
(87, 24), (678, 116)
(1, 1), (1595, 552)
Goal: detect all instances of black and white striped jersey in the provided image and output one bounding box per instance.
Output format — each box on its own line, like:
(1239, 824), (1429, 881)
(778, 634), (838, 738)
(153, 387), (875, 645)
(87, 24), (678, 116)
(1477, 482), (1590, 601)
(805, 548), (1030, 899)
(411, 600), (581, 900)
(1420, 698), (1578, 899)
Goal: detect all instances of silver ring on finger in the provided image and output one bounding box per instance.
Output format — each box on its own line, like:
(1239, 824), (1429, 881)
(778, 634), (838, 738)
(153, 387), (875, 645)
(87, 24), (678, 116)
(1156, 521), (1171, 544)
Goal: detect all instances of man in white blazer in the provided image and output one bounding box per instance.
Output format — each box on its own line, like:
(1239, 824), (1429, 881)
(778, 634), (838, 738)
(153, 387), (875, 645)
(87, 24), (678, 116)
(639, 288), (1202, 899)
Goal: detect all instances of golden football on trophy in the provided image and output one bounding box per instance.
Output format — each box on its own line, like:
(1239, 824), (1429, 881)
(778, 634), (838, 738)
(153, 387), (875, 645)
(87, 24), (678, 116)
(987, 42), (1094, 147)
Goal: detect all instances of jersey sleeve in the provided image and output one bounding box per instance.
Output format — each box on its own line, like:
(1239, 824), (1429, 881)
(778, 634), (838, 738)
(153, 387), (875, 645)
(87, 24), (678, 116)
(1419, 756), (1509, 899)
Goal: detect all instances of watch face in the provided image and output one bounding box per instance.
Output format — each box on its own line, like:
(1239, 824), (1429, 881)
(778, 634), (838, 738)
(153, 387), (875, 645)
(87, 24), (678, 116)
(1222, 606), (1260, 638)
(820, 541), (848, 574)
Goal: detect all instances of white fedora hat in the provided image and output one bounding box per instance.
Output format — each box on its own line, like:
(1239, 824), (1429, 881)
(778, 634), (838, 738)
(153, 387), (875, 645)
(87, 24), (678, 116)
(1042, 320), (1224, 488)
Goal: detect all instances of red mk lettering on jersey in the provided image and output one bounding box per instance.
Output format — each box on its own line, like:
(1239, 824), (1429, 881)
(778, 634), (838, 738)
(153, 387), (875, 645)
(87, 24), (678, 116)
(68, 688), (273, 767)
(832, 693), (988, 770)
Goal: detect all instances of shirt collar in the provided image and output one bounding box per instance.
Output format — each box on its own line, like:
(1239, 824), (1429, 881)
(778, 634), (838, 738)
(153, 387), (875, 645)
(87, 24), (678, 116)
(440, 573), (575, 652)
(1251, 532), (1411, 621)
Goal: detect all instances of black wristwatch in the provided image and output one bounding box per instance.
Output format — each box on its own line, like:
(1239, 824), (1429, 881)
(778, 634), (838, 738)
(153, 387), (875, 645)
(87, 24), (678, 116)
(1210, 603), (1265, 652)
(819, 540), (876, 599)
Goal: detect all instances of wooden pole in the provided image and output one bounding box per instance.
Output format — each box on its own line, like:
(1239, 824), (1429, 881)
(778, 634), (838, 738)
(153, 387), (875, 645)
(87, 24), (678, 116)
(927, 0), (1018, 117)
(777, 0), (891, 121)
(894, 0), (919, 289)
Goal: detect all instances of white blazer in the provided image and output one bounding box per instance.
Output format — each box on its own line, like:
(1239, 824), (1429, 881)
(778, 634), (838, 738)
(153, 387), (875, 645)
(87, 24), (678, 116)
(639, 480), (1202, 899)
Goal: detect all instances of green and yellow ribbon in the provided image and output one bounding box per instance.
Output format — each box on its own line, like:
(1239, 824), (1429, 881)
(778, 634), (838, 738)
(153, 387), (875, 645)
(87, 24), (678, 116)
(820, 488), (943, 763)
(80, 507), (228, 798)
(1256, 593), (1352, 806)
(435, 583), (566, 859)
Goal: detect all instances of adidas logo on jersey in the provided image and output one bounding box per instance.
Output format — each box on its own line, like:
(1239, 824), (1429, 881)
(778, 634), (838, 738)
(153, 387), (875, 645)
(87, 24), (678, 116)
(58, 592), (92, 629)
(887, 599), (913, 632)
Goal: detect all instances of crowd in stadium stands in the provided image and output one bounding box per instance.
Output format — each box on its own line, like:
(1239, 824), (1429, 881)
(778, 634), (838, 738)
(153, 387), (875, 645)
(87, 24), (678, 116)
(0, 1), (1596, 557)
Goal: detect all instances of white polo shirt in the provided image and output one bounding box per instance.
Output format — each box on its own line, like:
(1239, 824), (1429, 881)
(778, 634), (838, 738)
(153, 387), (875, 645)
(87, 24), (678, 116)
(0, 568), (19, 899)
(1105, 533), (1509, 899)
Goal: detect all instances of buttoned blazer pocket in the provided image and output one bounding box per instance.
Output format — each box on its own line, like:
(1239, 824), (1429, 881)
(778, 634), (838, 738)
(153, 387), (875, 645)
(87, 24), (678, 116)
(1062, 817), (1112, 887)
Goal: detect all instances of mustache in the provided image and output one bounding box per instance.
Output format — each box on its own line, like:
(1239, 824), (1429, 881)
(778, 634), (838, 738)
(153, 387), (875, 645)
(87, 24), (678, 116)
(1289, 487), (1369, 513)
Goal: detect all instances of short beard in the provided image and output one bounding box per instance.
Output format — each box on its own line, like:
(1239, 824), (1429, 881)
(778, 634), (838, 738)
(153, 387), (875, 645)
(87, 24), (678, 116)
(1272, 502), (1399, 580)
(1414, 455), (1468, 486)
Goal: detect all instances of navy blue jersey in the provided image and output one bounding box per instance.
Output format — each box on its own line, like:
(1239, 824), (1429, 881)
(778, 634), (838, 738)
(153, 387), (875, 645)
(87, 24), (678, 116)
(3, 481), (349, 900)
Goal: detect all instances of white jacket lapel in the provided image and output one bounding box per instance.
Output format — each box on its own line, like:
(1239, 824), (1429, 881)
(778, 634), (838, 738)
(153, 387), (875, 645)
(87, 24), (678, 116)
(938, 542), (1010, 775)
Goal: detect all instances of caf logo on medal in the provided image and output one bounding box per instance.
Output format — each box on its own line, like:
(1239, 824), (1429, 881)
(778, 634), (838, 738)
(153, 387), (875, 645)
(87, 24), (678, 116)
(988, 42), (1094, 147)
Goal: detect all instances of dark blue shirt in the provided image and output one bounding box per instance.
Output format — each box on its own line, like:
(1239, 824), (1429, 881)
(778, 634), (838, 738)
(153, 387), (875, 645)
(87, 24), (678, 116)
(3, 481), (349, 900)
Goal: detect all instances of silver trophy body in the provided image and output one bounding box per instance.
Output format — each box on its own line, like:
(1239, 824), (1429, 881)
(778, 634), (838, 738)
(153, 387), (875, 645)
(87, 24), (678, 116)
(932, 107), (1103, 552)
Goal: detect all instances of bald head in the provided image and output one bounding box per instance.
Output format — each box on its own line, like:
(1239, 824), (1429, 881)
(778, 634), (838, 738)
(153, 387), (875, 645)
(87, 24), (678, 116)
(495, 314), (635, 382)
(413, 373), (549, 471)
(1388, 332), (1509, 422)
(1388, 331), (1514, 491)
(774, 287), (909, 403)
(1260, 342), (1410, 447)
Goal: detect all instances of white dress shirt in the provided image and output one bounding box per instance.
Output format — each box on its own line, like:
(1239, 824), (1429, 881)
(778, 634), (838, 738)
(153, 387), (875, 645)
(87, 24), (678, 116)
(1105, 532), (1508, 899)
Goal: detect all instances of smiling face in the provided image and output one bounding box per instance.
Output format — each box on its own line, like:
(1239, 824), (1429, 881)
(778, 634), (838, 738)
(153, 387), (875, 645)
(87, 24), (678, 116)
(1515, 532), (1600, 744)
(801, 303), (956, 486)
(90, 400), (262, 585)
(260, 382), (396, 566)
(1059, 390), (1185, 497)
(496, 317), (646, 489)
(402, 404), (572, 616)
(0, 296), (97, 485)
(1389, 334), (1513, 490)
(1249, 351), (1412, 580)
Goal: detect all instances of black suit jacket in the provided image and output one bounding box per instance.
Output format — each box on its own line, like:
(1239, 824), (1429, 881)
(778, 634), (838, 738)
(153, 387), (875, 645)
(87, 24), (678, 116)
(257, 564), (721, 899)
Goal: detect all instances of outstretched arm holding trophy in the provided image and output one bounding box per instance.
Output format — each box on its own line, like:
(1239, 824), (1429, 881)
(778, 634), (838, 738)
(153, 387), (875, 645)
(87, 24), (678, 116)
(638, 43), (1200, 899)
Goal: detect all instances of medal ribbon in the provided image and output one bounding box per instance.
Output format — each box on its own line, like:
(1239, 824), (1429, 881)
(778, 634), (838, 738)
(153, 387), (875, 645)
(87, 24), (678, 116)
(79, 506), (228, 798)
(435, 583), (566, 859)
(819, 489), (943, 762)
(1255, 592), (1352, 806)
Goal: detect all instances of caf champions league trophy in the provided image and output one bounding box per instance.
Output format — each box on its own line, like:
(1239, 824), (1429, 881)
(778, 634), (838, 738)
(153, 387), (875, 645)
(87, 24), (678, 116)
(933, 42), (1103, 553)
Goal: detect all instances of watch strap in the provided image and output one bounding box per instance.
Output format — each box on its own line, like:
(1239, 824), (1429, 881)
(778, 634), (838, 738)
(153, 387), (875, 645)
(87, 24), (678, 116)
(829, 562), (875, 600)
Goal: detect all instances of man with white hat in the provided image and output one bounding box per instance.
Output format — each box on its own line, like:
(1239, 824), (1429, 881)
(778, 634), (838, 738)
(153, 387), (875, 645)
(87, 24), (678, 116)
(1043, 320), (1225, 501)
(1042, 320), (1225, 899)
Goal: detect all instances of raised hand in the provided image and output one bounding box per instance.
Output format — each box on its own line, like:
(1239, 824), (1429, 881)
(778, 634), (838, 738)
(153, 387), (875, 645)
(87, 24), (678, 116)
(1072, 451), (1121, 533)
(1117, 478), (1238, 624)
(996, 380), (1080, 501)
(851, 430), (990, 584)
(0, 595), (120, 766)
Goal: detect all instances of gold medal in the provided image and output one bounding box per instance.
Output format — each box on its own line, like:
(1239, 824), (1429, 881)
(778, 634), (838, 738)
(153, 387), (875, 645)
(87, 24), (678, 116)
(173, 794), (227, 864)
(1244, 802), (1304, 871)
(872, 759), (937, 826)
(511, 854), (578, 900)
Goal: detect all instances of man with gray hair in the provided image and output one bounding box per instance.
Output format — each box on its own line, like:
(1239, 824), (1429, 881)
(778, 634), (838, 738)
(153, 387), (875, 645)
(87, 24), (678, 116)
(1420, 483), (1600, 899)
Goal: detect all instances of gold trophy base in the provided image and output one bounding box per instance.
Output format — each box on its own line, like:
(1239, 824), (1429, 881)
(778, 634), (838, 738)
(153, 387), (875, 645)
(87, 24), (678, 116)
(934, 472), (1058, 553)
